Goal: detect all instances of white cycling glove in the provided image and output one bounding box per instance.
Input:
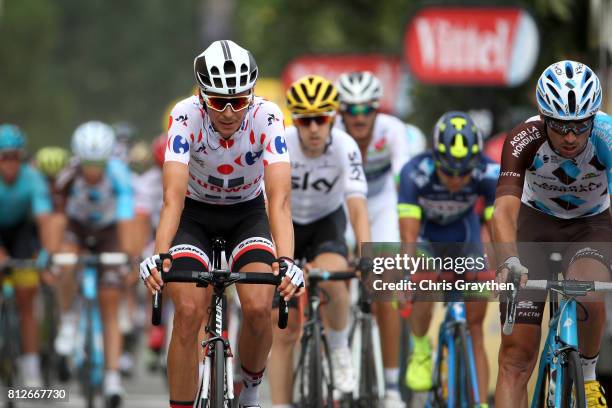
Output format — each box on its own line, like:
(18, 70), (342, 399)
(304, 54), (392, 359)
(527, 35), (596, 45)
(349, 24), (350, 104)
(500, 256), (529, 278)
(278, 257), (304, 288)
(140, 254), (161, 282)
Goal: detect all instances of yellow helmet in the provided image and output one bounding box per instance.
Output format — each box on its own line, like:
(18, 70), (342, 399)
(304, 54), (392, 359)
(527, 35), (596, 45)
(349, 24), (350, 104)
(286, 75), (339, 115)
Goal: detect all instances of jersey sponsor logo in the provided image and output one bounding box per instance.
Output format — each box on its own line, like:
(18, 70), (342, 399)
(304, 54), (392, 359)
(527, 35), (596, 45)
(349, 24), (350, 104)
(168, 244), (210, 266)
(267, 113), (280, 126)
(348, 151), (364, 181)
(274, 135), (287, 154)
(581, 172), (598, 180)
(532, 180), (603, 193)
(191, 173), (263, 193)
(510, 126), (541, 158)
(500, 171), (521, 178)
(175, 114), (189, 126)
(292, 171), (340, 193)
(171, 135), (189, 154)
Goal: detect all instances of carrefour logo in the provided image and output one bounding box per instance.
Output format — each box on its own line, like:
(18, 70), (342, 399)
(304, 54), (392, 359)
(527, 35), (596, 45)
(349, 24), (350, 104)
(172, 135), (189, 154)
(274, 136), (287, 154)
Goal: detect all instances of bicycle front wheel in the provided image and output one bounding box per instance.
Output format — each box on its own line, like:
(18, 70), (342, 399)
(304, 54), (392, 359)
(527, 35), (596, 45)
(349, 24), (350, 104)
(210, 340), (225, 408)
(560, 350), (585, 408)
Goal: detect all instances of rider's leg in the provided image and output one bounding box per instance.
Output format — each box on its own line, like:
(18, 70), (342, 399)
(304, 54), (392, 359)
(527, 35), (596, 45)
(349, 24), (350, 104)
(495, 323), (541, 408)
(405, 299), (433, 391)
(167, 281), (210, 402)
(269, 301), (301, 406)
(316, 252), (349, 336)
(235, 261), (275, 406)
(99, 284), (123, 395)
(15, 283), (42, 386)
(465, 300), (489, 403)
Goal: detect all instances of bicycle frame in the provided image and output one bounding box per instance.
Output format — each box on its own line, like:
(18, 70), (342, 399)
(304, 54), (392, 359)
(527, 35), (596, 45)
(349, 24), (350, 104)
(75, 262), (105, 398)
(531, 297), (579, 408)
(430, 301), (480, 408)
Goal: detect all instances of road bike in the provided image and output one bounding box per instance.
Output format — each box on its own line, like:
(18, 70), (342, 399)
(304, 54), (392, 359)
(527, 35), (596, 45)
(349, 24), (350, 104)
(152, 237), (289, 408)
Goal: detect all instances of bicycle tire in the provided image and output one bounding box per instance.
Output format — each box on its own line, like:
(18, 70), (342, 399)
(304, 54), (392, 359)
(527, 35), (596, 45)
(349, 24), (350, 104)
(533, 362), (550, 408)
(560, 350), (586, 408)
(308, 323), (324, 407)
(84, 304), (95, 408)
(210, 340), (225, 408)
(431, 335), (453, 408)
(456, 325), (477, 407)
(320, 333), (335, 408)
(358, 319), (377, 407)
(295, 327), (311, 408)
(0, 299), (19, 408)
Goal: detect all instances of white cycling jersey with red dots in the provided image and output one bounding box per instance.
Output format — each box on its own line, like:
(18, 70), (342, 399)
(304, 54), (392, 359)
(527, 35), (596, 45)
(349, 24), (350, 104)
(164, 95), (290, 205)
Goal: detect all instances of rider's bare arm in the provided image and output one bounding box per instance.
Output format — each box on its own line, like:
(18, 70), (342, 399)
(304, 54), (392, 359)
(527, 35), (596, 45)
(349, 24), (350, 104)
(264, 162), (294, 260)
(155, 162), (188, 255)
(491, 195), (520, 261)
(399, 216), (420, 245)
(346, 196), (370, 255)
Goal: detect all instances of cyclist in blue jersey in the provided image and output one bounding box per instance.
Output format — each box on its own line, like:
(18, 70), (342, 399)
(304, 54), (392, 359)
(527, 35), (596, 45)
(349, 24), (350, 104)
(52, 121), (135, 408)
(0, 124), (53, 388)
(398, 112), (499, 404)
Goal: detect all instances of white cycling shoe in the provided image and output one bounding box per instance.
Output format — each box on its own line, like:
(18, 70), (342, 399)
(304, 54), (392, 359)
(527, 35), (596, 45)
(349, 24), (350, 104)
(330, 346), (355, 393)
(383, 390), (406, 408)
(54, 320), (77, 356)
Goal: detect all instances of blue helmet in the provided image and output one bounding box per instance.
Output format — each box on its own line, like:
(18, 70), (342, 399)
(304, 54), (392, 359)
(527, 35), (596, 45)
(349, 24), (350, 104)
(433, 111), (482, 175)
(0, 124), (26, 151)
(536, 60), (602, 120)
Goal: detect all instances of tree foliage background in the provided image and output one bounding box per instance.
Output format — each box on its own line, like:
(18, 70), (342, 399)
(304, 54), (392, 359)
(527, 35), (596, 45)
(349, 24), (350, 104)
(0, 0), (606, 150)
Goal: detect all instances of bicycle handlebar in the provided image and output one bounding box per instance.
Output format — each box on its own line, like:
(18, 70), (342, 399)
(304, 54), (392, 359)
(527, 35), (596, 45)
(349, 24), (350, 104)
(51, 252), (132, 266)
(503, 278), (612, 336)
(306, 269), (358, 283)
(152, 268), (289, 329)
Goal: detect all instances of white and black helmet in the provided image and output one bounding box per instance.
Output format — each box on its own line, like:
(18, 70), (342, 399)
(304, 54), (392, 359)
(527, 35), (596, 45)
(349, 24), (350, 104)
(336, 71), (383, 105)
(194, 40), (258, 95)
(71, 121), (116, 161)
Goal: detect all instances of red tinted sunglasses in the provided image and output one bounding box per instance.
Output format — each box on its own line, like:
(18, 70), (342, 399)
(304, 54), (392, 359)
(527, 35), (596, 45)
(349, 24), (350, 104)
(293, 114), (334, 127)
(202, 93), (253, 112)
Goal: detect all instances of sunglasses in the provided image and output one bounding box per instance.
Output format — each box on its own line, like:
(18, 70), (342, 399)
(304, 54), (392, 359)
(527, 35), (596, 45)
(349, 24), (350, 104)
(81, 159), (106, 168)
(545, 117), (593, 136)
(341, 103), (378, 116)
(437, 163), (473, 178)
(0, 151), (21, 161)
(201, 92), (253, 112)
(293, 113), (334, 127)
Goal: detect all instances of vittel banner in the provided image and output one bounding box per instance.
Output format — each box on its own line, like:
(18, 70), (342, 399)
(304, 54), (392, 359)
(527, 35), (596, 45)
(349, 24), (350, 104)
(282, 54), (402, 113)
(404, 6), (539, 86)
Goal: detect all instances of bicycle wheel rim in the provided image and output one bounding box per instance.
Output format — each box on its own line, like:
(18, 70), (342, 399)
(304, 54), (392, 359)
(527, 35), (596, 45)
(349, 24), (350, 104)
(560, 350), (586, 408)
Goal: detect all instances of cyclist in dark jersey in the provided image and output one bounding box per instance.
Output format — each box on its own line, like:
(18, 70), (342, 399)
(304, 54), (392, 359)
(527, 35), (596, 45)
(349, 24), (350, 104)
(398, 112), (498, 403)
(494, 60), (612, 407)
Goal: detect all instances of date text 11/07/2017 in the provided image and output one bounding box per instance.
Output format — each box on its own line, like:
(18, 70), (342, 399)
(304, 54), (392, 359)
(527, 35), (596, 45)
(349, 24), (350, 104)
(372, 279), (514, 293)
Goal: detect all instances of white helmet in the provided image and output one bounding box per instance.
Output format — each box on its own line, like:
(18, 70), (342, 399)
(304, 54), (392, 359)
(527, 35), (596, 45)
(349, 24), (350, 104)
(336, 71), (383, 105)
(194, 40), (258, 95)
(71, 121), (116, 161)
(536, 60), (602, 120)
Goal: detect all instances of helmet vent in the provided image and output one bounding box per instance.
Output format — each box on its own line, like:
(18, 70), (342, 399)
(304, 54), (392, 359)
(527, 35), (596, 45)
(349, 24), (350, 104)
(565, 62), (573, 79)
(567, 90), (576, 114)
(211, 66), (220, 75)
(546, 83), (561, 100)
(213, 77), (223, 89)
(583, 69), (592, 83)
(224, 60), (236, 74)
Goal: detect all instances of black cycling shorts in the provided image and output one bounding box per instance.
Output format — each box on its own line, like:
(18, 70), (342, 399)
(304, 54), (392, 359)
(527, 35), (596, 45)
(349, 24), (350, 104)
(272, 205), (348, 309)
(0, 221), (39, 258)
(293, 206), (348, 262)
(170, 194), (276, 274)
(500, 204), (612, 326)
